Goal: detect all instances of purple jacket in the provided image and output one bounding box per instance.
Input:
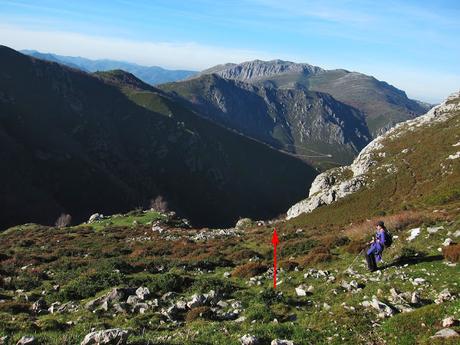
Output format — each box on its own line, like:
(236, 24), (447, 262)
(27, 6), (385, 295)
(367, 229), (385, 261)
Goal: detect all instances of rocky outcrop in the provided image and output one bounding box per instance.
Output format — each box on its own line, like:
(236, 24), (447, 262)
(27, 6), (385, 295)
(163, 74), (371, 167)
(287, 90), (460, 220)
(16, 336), (36, 345)
(80, 329), (128, 345)
(198, 60), (323, 82)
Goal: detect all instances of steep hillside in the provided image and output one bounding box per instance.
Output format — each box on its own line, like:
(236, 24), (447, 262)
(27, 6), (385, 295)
(21, 50), (197, 85)
(195, 60), (432, 136)
(0, 46), (317, 229)
(287, 90), (460, 223)
(161, 74), (371, 169)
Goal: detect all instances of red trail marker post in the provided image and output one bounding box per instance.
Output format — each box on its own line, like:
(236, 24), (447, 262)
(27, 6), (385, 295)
(271, 228), (279, 289)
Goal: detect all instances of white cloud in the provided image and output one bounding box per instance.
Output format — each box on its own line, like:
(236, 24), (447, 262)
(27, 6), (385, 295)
(0, 24), (279, 70)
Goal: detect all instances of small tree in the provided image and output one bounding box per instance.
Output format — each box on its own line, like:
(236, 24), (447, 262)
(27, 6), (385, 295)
(150, 195), (169, 213)
(55, 213), (72, 228)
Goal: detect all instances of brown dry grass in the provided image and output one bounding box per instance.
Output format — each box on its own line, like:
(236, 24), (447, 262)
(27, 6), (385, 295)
(231, 262), (267, 278)
(442, 243), (460, 262)
(297, 246), (332, 267)
(344, 211), (427, 241)
(279, 260), (299, 271)
(185, 306), (212, 322)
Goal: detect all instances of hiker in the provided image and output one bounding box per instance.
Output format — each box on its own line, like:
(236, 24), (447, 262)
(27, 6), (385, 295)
(365, 221), (387, 272)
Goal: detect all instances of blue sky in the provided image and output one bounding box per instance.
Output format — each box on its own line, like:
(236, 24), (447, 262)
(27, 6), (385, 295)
(0, 0), (459, 102)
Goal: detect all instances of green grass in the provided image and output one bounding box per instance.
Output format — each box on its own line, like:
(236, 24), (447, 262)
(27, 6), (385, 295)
(1, 208), (459, 344)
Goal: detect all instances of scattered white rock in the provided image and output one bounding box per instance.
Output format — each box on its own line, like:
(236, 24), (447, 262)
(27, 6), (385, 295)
(271, 340), (294, 345)
(369, 297), (394, 318)
(435, 289), (454, 304)
(295, 286), (307, 296)
(427, 226), (444, 234)
(240, 334), (259, 345)
(411, 291), (420, 304)
(442, 238), (453, 247)
(407, 228), (421, 241)
(135, 287), (150, 300)
(236, 218), (252, 229)
(88, 213), (103, 223)
(16, 336), (36, 345)
(447, 152), (460, 160)
(442, 316), (457, 328)
(187, 294), (206, 309)
(412, 278), (426, 286)
(80, 329), (128, 345)
(430, 328), (459, 339)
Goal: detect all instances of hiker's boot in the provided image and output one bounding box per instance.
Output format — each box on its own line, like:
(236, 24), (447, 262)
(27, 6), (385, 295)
(365, 254), (377, 272)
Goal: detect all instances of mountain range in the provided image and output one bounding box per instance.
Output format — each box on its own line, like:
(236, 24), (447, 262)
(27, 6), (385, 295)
(0, 46), (316, 229)
(192, 60), (432, 136)
(21, 50), (197, 85)
(0, 46), (436, 229)
(161, 74), (371, 168)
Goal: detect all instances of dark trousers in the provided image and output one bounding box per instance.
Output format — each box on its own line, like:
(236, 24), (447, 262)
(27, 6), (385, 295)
(365, 253), (377, 271)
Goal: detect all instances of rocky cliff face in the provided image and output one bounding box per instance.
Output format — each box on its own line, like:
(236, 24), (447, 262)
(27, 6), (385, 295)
(287, 90), (460, 219)
(162, 74), (371, 168)
(198, 59), (323, 82)
(196, 60), (432, 137)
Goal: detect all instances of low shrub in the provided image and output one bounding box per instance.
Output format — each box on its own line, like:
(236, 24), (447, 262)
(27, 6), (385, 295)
(442, 243), (460, 262)
(227, 249), (260, 262)
(190, 277), (234, 295)
(0, 301), (30, 314)
(320, 234), (350, 249)
(232, 262), (267, 278)
(279, 238), (319, 257)
(55, 213), (72, 228)
(37, 317), (67, 331)
(345, 239), (368, 254)
(185, 306), (213, 322)
(297, 246), (332, 266)
(59, 268), (124, 300)
(245, 302), (275, 322)
(147, 272), (188, 294)
(279, 260), (299, 271)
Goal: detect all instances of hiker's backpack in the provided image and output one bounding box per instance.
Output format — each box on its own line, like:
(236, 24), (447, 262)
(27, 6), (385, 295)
(383, 229), (393, 248)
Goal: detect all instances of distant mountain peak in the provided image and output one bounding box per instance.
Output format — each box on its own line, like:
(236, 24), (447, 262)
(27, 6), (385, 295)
(197, 59), (324, 82)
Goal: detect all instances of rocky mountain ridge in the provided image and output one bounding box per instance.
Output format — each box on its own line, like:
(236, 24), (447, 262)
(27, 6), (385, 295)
(162, 74), (371, 168)
(195, 59), (432, 136)
(197, 59), (324, 82)
(287, 90), (460, 219)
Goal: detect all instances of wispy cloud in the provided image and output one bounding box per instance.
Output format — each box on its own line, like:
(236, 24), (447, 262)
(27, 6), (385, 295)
(250, 0), (375, 24)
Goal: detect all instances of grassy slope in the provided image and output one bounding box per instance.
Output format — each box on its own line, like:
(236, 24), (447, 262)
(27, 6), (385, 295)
(0, 207), (458, 345)
(288, 105), (460, 231)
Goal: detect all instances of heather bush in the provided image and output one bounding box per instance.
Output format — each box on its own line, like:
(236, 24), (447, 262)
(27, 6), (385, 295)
(442, 243), (460, 262)
(232, 262), (267, 278)
(59, 268), (124, 300)
(185, 306), (213, 322)
(297, 246), (332, 266)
